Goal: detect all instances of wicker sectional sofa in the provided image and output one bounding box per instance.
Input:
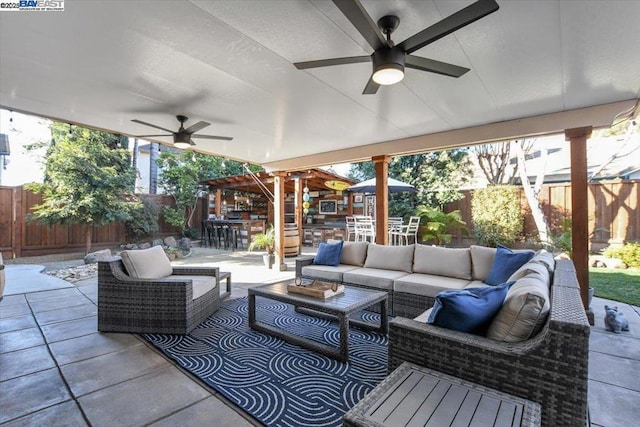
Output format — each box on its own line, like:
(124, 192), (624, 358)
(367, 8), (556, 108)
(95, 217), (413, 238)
(297, 242), (590, 426)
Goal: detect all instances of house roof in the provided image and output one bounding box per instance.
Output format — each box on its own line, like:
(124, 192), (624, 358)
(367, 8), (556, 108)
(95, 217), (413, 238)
(1, 1), (639, 171)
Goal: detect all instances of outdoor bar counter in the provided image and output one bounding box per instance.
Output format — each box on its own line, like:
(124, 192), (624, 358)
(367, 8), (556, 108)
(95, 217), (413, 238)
(203, 219), (266, 249)
(301, 223), (347, 247)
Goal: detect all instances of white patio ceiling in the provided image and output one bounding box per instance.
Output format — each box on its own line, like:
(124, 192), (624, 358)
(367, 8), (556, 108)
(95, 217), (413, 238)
(1, 0), (639, 171)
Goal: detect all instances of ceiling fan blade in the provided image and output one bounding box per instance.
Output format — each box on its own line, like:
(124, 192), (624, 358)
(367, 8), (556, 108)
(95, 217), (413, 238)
(332, 0), (389, 51)
(294, 56), (370, 70)
(192, 134), (234, 141)
(131, 119), (175, 134)
(406, 55), (469, 77)
(362, 75), (380, 95)
(398, 0), (499, 54)
(184, 121), (210, 134)
(136, 134), (172, 138)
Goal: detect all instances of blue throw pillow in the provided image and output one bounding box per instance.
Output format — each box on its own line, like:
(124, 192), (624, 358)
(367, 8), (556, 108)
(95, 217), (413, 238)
(427, 282), (513, 334)
(484, 245), (534, 286)
(313, 241), (344, 267)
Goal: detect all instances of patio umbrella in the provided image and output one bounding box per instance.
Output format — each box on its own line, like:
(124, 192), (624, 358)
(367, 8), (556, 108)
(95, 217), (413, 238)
(347, 177), (417, 193)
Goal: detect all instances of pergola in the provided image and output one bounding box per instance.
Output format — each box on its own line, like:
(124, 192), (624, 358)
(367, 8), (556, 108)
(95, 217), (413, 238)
(2, 1), (640, 323)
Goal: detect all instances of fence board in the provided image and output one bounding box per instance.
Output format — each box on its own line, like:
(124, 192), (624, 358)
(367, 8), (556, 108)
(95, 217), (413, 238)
(0, 185), (205, 258)
(446, 180), (639, 249)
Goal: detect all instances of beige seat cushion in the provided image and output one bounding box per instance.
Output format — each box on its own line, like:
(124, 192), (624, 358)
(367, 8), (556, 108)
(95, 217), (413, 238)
(508, 260), (550, 283)
(301, 264), (359, 282)
(413, 245), (472, 280)
(343, 268), (409, 290)
(170, 275), (217, 300)
(394, 274), (470, 298)
(470, 245), (497, 281)
(338, 241), (369, 266)
(486, 272), (550, 342)
(414, 307), (433, 323)
(364, 244), (414, 273)
(120, 245), (172, 279)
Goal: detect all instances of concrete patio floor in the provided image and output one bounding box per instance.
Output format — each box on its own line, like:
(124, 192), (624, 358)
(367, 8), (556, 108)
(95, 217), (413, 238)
(1, 248), (638, 426)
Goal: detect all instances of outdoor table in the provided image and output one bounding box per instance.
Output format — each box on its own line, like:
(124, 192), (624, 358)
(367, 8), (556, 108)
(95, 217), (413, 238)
(248, 281), (388, 362)
(343, 362), (541, 427)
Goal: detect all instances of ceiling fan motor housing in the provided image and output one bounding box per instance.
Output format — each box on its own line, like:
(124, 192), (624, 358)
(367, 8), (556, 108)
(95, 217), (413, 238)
(372, 47), (406, 84)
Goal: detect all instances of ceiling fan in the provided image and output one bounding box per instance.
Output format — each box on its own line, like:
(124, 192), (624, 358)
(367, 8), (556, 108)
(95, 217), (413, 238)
(131, 115), (233, 149)
(294, 0), (499, 94)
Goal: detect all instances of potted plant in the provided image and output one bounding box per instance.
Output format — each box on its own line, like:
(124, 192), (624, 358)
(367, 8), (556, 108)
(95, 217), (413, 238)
(249, 225), (276, 269)
(415, 206), (469, 246)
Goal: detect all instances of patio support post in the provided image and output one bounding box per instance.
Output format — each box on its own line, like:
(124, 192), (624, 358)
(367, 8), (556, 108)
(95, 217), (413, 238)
(566, 126), (594, 325)
(295, 177), (303, 249)
(215, 189), (222, 218)
(273, 171), (287, 271)
(373, 155), (390, 245)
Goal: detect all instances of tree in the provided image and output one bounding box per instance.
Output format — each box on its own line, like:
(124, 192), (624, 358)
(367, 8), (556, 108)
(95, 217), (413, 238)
(513, 139), (551, 245)
(347, 150), (472, 218)
(156, 150), (257, 236)
(27, 123), (138, 253)
(470, 140), (533, 185)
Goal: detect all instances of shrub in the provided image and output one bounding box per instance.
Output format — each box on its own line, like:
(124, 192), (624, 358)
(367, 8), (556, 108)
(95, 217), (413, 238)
(604, 242), (640, 268)
(125, 197), (160, 240)
(471, 185), (523, 246)
(415, 206), (468, 246)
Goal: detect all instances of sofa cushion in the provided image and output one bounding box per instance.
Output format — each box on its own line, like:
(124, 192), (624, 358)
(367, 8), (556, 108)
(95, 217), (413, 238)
(170, 275), (217, 300)
(313, 240), (343, 266)
(414, 307), (433, 323)
(427, 282), (512, 334)
(485, 245), (534, 286)
(413, 245), (471, 280)
(508, 260), (550, 283)
(486, 272), (551, 342)
(364, 244), (414, 273)
(120, 245), (172, 279)
(340, 241), (369, 266)
(301, 264), (359, 282)
(470, 245), (497, 281)
(530, 250), (555, 273)
(343, 268), (409, 290)
(394, 274), (470, 298)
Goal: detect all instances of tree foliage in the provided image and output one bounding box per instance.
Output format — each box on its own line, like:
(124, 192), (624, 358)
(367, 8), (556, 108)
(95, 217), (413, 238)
(156, 150), (259, 235)
(347, 150), (472, 218)
(26, 123), (138, 253)
(471, 185), (523, 246)
(414, 206), (468, 246)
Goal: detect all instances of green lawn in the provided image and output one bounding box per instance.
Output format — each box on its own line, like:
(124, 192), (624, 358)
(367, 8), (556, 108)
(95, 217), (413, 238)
(589, 268), (640, 307)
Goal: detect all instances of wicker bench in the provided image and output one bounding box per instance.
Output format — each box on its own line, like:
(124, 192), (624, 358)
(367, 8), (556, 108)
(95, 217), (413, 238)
(387, 259), (590, 427)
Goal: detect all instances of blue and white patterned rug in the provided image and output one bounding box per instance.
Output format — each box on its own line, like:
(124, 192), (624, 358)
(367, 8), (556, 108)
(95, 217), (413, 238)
(142, 296), (388, 427)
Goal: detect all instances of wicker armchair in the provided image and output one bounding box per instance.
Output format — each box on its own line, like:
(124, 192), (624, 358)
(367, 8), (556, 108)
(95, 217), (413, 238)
(388, 259), (590, 427)
(98, 257), (222, 334)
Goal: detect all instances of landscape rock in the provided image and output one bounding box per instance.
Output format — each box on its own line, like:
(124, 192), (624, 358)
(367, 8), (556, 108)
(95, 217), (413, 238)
(83, 249), (112, 265)
(46, 264), (98, 282)
(139, 242), (151, 249)
(178, 237), (191, 249)
(604, 257), (627, 269)
(164, 236), (178, 247)
(123, 243), (138, 250)
(152, 239), (164, 247)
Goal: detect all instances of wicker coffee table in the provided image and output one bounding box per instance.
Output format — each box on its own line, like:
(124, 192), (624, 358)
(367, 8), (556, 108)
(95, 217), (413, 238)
(248, 281), (388, 362)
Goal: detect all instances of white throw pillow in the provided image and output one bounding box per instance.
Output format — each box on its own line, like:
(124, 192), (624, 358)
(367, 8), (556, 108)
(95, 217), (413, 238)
(120, 245), (173, 279)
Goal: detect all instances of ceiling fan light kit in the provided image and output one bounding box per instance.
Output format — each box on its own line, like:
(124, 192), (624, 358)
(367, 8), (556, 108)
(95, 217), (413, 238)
(293, 0), (499, 94)
(131, 114), (232, 149)
(372, 47), (405, 85)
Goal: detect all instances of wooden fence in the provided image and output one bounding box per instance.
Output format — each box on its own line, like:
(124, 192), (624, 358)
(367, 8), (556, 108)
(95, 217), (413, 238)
(0, 185), (206, 259)
(445, 180), (640, 250)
